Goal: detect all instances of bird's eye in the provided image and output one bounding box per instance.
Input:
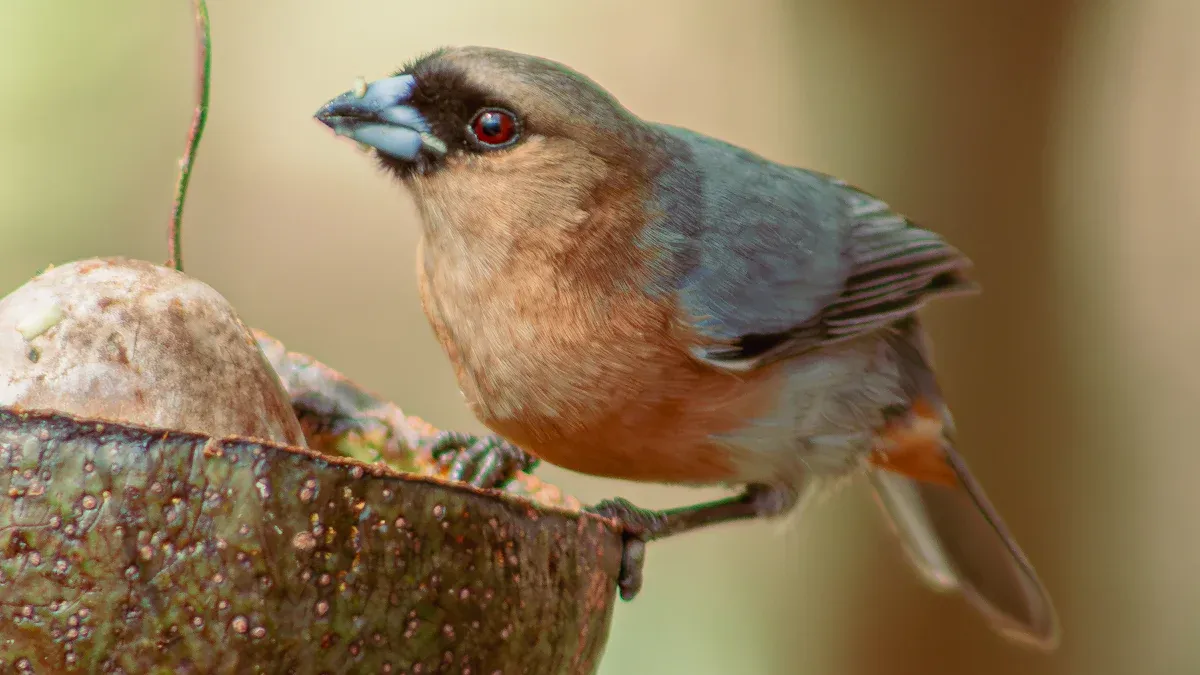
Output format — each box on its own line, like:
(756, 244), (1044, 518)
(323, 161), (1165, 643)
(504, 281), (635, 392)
(468, 108), (519, 148)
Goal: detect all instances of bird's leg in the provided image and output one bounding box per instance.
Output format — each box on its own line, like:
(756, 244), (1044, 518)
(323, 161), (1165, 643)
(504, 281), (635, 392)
(586, 483), (794, 600)
(429, 431), (541, 490)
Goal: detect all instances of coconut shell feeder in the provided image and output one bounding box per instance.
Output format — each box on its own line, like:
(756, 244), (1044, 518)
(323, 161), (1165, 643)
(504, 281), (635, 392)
(0, 258), (624, 674)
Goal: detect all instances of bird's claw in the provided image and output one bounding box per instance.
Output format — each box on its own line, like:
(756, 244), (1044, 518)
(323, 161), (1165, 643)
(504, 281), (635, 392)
(586, 497), (667, 601)
(429, 431), (539, 490)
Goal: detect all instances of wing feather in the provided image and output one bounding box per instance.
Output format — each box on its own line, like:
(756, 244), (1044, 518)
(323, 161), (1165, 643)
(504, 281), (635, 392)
(694, 177), (977, 370)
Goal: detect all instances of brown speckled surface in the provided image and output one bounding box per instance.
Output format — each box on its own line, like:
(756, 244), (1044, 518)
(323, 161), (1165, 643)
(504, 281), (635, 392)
(0, 409), (622, 674)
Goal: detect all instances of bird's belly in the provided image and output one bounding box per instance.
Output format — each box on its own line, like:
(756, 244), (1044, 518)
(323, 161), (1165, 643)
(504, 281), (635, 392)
(522, 425), (743, 485)
(477, 363), (765, 485)
(473, 350), (788, 486)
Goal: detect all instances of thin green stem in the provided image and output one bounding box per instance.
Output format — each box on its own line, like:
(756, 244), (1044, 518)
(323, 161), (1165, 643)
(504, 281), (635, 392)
(168, 0), (212, 272)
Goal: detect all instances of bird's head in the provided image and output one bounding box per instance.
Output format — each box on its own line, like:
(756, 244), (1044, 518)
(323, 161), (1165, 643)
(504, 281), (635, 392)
(314, 46), (645, 179)
(314, 46), (663, 263)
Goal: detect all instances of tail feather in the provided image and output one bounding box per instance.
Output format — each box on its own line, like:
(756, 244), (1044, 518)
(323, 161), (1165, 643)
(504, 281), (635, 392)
(869, 470), (958, 592)
(870, 319), (1060, 650)
(869, 452), (1060, 649)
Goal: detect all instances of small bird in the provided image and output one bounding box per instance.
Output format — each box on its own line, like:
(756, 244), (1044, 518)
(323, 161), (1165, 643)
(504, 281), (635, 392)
(315, 46), (1059, 650)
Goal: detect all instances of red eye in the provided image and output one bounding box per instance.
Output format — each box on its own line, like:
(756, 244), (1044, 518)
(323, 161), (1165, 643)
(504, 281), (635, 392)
(469, 108), (519, 147)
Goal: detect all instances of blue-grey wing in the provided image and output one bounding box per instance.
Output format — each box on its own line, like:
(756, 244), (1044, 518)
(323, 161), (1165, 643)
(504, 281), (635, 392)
(652, 128), (976, 371)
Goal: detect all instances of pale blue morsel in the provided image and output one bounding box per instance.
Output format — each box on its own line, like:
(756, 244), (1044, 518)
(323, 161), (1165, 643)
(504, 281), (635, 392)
(346, 124), (423, 160)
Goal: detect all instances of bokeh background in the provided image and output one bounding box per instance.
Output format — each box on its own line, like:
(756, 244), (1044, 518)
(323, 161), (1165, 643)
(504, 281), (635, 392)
(2, 1), (1196, 673)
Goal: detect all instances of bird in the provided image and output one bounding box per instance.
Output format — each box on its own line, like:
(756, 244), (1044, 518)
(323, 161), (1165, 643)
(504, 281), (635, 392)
(313, 46), (1060, 650)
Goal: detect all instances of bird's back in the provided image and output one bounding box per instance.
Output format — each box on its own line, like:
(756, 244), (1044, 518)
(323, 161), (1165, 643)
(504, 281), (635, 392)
(642, 124), (855, 343)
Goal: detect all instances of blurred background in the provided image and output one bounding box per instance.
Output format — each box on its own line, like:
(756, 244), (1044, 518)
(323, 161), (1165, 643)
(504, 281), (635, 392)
(1, 1), (1195, 673)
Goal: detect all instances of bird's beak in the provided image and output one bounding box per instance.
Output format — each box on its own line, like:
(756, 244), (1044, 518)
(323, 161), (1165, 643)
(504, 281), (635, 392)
(313, 74), (447, 161)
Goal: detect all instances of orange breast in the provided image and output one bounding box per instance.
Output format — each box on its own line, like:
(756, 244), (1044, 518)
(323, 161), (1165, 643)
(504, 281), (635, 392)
(411, 158), (783, 485)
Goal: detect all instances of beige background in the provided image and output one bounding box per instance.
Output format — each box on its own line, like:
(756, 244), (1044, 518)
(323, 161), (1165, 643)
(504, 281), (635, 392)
(2, 1), (1196, 673)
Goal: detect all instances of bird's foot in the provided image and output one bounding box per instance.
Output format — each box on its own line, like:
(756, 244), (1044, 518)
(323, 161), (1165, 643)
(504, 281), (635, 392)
(585, 497), (666, 601)
(585, 484), (795, 601)
(429, 431), (540, 490)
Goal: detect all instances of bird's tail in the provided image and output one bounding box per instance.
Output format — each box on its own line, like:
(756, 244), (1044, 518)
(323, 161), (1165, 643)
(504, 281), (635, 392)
(866, 318), (1060, 650)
